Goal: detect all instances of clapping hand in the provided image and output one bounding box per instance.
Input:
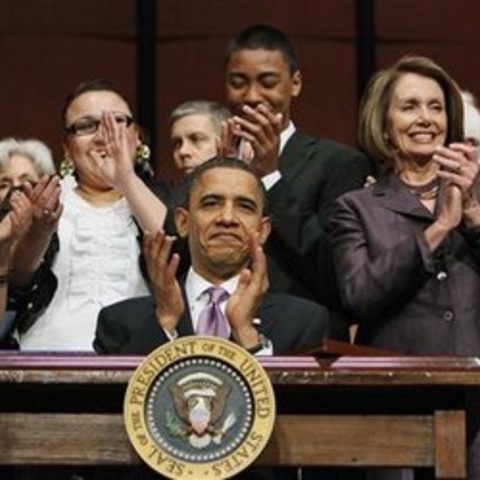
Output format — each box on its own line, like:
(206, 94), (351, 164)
(226, 231), (268, 349)
(91, 111), (136, 191)
(433, 143), (480, 227)
(0, 190), (33, 258)
(0, 189), (32, 242)
(143, 230), (184, 335)
(220, 103), (282, 176)
(219, 120), (255, 163)
(23, 175), (62, 237)
(9, 175), (63, 286)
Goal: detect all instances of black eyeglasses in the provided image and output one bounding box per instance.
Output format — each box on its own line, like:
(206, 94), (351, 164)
(65, 113), (134, 137)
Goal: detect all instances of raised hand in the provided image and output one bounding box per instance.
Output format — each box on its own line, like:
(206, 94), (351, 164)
(10, 177), (62, 287)
(437, 184), (463, 230)
(0, 190), (33, 247)
(218, 120), (255, 164)
(23, 175), (62, 237)
(226, 231), (268, 348)
(90, 111), (136, 191)
(229, 103), (283, 176)
(433, 143), (480, 227)
(143, 230), (184, 335)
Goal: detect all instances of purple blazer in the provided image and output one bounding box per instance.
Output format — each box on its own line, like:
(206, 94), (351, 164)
(329, 171), (480, 355)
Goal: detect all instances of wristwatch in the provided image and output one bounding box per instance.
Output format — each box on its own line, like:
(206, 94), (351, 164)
(246, 334), (272, 355)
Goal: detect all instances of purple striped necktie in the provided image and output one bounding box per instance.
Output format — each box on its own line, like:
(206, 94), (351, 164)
(196, 287), (230, 338)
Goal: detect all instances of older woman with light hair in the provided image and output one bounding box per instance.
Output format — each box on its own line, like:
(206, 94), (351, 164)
(0, 136), (62, 306)
(0, 137), (56, 201)
(0, 137), (54, 348)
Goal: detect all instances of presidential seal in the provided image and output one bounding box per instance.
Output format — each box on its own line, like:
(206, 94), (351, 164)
(124, 336), (276, 479)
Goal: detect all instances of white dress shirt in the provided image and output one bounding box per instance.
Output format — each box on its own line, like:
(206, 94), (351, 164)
(261, 120), (296, 190)
(165, 267), (272, 355)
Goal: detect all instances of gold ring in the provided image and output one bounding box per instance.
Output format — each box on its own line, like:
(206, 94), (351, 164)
(456, 163), (462, 173)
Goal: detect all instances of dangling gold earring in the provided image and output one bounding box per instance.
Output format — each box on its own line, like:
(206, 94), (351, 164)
(134, 144), (154, 177)
(60, 156), (75, 178)
(135, 144), (151, 165)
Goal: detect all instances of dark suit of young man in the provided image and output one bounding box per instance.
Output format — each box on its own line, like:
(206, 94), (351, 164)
(224, 25), (373, 343)
(266, 131), (371, 309)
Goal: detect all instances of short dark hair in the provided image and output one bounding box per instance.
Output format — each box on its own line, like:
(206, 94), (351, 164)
(226, 24), (299, 74)
(178, 157), (269, 215)
(61, 78), (133, 135)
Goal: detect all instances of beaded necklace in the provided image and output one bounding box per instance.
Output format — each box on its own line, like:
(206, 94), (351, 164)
(402, 176), (440, 201)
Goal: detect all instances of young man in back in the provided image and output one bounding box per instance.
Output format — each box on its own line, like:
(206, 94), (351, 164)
(223, 24), (373, 340)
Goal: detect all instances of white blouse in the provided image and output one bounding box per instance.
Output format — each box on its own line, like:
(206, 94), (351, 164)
(19, 185), (150, 351)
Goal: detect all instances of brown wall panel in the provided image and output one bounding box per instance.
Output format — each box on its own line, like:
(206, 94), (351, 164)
(377, 0), (480, 42)
(0, 36), (136, 160)
(156, 0), (359, 180)
(0, 1), (480, 182)
(0, 0), (136, 162)
(1, 0), (361, 180)
(376, 0), (480, 99)
(158, 0), (355, 37)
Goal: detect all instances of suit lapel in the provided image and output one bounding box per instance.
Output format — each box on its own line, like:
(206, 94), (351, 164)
(177, 284), (195, 336)
(373, 172), (435, 221)
(280, 131), (316, 182)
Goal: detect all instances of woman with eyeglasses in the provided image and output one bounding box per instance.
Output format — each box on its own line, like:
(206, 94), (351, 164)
(11, 79), (170, 351)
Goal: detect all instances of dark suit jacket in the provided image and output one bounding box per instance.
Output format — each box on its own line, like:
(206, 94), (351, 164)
(329, 171), (480, 355)
(94, 291), (330, 355)
(164, 130), (372, 340)
(265, 131), (372, 308)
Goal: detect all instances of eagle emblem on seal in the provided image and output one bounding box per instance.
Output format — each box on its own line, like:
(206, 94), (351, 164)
(167, 372), (237, 449)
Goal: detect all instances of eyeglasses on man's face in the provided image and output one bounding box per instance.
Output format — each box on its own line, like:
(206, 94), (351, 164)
(65, 112), (133, 137)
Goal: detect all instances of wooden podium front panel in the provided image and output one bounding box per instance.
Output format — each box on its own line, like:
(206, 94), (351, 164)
(0, 413), (435, 466)
(0, 353), (478, 479)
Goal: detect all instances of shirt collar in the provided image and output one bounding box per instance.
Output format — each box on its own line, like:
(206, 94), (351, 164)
(280, 121), (296, 154)
(186, 267), (239, 304)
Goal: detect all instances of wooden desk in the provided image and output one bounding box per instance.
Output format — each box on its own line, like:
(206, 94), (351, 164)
(0, 352), (479, 479)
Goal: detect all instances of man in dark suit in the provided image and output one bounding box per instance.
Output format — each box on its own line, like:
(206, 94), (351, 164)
(223, 24), (373, 340)
(94, 157), (329, 357)
(94, 158), (329, 480)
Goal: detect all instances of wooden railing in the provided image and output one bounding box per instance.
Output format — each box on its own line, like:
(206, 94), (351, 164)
(0, 345), (478, 479)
